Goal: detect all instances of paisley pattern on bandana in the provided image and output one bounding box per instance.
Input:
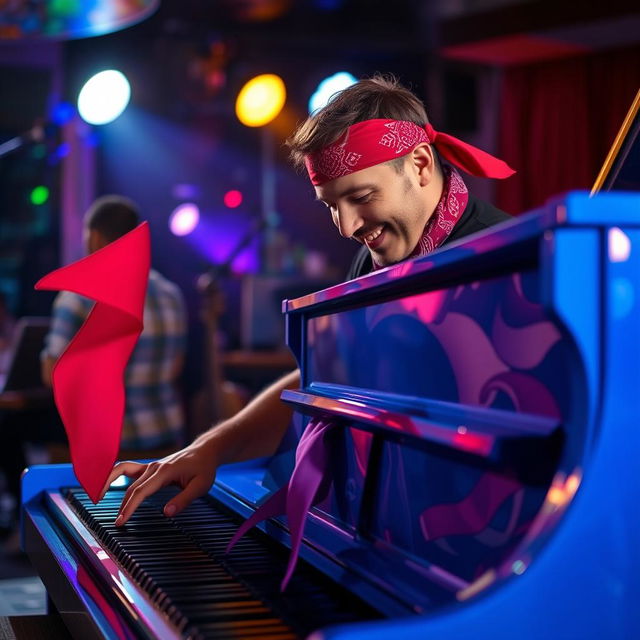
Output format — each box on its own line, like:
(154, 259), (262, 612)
(372, 166), (469, 270)
(315, 143), (362, 181)
(305, 119), (515, 185)
(413, 166), (468, 256)
(379, 121), (429, 155)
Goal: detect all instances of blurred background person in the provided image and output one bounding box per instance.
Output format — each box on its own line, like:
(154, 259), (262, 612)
(41, 195), (188, 456)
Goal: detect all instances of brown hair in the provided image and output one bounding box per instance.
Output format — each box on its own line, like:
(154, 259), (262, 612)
(286, 74), (430, 172)
(84, 195), (140, 242)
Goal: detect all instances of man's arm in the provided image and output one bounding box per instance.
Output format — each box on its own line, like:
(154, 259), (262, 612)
(104, 368), (301, 525)
(41, 355), (55, 387)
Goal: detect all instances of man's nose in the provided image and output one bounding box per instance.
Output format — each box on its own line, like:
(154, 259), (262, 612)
(335, 204), (364, 239)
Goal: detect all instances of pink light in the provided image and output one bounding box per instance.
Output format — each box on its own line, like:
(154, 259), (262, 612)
(169, 203), (200, 236)
(224, 189), (243, 208)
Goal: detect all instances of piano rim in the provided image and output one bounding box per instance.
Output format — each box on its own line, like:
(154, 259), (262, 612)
(23, 489), (187, 640)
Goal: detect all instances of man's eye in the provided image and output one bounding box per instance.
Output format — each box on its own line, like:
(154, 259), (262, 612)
(352, 193), (372, 204)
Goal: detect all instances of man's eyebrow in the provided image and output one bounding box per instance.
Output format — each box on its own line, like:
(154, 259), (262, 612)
(315, 184), (377, 202)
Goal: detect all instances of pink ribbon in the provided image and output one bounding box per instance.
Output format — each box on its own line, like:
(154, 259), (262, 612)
(226, 417), (336, 590)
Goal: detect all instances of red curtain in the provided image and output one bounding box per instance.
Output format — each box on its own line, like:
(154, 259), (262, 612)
(496, 45), (640, 215)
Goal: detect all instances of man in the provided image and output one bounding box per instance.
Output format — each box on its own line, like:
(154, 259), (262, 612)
(42, 195), (188, 453)
(105, 76), (513, 524)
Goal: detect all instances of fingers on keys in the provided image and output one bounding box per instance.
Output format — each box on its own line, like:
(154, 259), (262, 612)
(98, 461), (146, 502)
(114, 463), (166, 526)
(163, 476), (212, 518)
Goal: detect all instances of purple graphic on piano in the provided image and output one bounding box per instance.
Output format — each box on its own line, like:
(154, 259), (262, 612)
(302, 270), (572, 582)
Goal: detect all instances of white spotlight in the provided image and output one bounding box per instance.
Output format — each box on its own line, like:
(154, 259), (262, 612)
(78, 70), (131, 125)
(308, 72), (357, 114)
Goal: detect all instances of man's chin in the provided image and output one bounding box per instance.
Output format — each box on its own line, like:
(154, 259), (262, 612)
(368, 251), (404, 269)
(369, 246), (411, 268)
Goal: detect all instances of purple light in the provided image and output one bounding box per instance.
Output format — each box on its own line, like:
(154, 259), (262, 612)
(172, 183), (201, 200)
(169, 203), (200, 236)
(186, 214), (259, 273)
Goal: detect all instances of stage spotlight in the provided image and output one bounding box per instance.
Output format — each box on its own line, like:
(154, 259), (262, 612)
(169, 203), (200, 236)
(236, 74), (286, 127)
(223, 189), (243, 208)
(30, 185), (49, 205)
(308, 71), (357, 114)
(77, 70), (131, 125)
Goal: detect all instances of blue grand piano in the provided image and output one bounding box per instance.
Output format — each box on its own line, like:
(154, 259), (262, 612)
(21, 190), (640, 639)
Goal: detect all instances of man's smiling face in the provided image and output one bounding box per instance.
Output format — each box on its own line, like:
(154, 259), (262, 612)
(314, 144), (442, 267)
(314, 154), (435, 267)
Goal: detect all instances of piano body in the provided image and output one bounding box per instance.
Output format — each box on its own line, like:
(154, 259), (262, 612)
(21, 191), (640, 639)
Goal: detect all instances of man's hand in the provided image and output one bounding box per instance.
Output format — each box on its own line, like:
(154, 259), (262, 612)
(101, 368), (301, 525)
(100, 441), (218, 526)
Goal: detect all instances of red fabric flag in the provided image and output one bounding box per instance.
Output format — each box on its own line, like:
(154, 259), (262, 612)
(35, 223), (150, 502)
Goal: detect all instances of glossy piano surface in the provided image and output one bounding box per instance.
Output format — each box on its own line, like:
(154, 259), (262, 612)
(22, 191), (640, 639)
(23, 469), (380, 639)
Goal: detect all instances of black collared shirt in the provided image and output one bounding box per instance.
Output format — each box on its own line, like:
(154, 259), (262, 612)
(346, 195), (512, 280)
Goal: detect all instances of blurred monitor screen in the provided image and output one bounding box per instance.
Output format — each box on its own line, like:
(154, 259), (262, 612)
(241, 275), (337, 350)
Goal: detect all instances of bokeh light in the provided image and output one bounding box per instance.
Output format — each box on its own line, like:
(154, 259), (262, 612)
(169, 203), (200, 236)
(309, 71), (357, 114)
(236, 74), (286, 127)
(609, 227), (631, 262)
(223, 189), (243, 208)
(77, 70), (131, 125)
(30, 186), (49, 205)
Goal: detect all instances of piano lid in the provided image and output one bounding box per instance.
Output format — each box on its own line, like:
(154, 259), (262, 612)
(591, 88), (640, 194)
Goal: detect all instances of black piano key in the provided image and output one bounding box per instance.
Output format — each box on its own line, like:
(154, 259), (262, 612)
(63, 486), (381, 639)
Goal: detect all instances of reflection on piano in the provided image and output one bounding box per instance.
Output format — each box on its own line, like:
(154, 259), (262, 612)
(22, 191), (640, 639)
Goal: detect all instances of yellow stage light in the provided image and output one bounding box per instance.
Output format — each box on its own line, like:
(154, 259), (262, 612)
(236, 74), (286, 127)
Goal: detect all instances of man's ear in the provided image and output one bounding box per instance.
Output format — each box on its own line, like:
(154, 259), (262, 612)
(410, 143), (437, 186)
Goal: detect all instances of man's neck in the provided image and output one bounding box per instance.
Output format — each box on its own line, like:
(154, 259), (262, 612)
(423, 168), (445, 225)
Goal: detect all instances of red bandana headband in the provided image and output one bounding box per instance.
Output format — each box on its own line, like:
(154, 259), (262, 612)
(305, 118), (515, 185)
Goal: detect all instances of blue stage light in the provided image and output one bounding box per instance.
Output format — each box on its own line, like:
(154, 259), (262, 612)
(77, 70), (131, 125)
(51, 102), (75, 125)
(308, 72), (357, 114)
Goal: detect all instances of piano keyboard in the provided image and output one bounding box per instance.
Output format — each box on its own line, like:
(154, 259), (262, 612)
(60, 487), (380, 639)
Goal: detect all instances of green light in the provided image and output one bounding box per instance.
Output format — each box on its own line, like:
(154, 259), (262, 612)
(51, 0), (80, 16)
(30, 186), (49, 206)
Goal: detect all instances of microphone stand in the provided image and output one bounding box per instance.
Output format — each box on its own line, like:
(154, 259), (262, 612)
(0, 121), (46, 158)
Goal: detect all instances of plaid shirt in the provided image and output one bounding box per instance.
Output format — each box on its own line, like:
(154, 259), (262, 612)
(42, 269), (187, 450)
